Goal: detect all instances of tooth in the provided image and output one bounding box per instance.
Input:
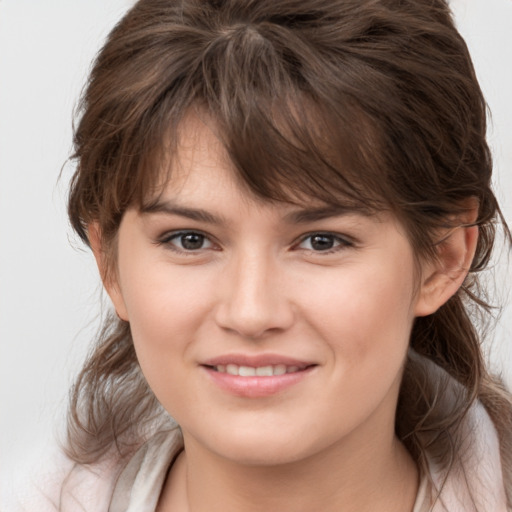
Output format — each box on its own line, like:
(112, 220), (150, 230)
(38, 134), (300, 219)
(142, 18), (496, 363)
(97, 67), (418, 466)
(215, 363), (301, 376)
(273, 364), (286, 376)
(226, 364), (239, 375)
(256, 366), (273, 376)
(239, 366), (256, 377)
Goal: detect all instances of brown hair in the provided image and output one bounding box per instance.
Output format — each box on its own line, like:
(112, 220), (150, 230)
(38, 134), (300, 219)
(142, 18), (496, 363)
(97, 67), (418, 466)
(66, 0), (511, 505)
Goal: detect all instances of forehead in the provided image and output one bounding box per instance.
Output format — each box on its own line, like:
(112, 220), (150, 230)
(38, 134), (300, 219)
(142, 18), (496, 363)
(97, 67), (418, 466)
(145, 112), (250, 208)
(143, 110), (384, 218)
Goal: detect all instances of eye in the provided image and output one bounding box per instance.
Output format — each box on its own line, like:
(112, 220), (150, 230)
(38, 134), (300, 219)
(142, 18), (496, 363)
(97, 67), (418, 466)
(160, 231), (214, 252)
(297, 233), (351, 252)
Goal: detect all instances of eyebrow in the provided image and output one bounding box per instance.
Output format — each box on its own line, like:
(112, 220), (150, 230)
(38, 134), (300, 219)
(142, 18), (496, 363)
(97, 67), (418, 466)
(140, 199), (226, 225)
(283, 205), (368, 224)
(141, 200), (367, 225)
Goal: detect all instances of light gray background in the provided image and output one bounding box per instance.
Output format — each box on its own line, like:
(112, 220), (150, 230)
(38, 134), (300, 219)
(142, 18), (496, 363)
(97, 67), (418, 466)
(1, 0), (511, 484)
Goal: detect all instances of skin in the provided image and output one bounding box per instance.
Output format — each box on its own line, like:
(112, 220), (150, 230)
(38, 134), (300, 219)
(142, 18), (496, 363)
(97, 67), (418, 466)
(92, 114), (478, 512)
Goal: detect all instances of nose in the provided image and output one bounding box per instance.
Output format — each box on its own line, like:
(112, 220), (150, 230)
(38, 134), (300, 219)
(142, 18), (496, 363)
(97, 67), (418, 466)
(214, 250), (295, 339)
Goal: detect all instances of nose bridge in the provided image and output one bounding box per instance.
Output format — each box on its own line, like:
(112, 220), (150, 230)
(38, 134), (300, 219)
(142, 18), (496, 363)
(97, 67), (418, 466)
(216, 244), (292, 338)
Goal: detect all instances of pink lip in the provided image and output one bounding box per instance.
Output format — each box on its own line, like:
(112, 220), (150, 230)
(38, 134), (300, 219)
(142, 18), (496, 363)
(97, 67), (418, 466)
(202, 353), (313, 368)
(201, 354), (317, 398)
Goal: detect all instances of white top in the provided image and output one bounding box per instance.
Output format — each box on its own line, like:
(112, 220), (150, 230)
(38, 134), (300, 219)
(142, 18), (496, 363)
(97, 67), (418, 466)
(106, 431), (432, 512)
(1, 391), (508, 511)
(108, 431), (429, 512)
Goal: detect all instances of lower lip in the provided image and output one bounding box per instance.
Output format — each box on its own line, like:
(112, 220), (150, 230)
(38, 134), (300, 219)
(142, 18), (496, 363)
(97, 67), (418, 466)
(203, 366), (315, 398)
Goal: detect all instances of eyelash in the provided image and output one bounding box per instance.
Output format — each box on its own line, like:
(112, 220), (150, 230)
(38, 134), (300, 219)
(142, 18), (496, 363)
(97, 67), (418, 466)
(156, 230), (354, 256)
(156, 230), (216, 255)
(294, 232), (354, 254)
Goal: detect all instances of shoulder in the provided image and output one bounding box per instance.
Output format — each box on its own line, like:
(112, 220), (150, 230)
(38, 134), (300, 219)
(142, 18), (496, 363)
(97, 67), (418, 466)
(1, 447), (121, 512)
(426, 383), (508, 511)
(1, 428), (184, 512)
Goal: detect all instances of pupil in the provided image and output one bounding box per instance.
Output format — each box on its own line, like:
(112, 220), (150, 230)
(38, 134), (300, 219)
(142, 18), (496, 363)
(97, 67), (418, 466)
(311, 235), (334, 251)
(181, 233), (204, 250)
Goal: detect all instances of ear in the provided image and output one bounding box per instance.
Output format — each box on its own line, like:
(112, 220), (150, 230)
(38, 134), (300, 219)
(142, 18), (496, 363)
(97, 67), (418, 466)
(414, 209), (479, 317)
(88, 223), (129, 321)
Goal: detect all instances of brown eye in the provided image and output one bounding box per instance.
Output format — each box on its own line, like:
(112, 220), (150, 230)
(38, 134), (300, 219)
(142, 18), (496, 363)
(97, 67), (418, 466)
(162, 231), (213, 252)
(179, 233), (206, 250)
(297, 233), (351, 252)
(309, 235), (336, 251)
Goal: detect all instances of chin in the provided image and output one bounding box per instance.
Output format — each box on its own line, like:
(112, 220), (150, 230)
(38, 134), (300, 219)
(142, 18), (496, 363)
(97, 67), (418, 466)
(191, 423), (330, 467)
(217, 442), (314, 467)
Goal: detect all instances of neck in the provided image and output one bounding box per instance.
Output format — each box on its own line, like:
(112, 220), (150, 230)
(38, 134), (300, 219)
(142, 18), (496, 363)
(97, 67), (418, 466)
(159, 421), (418, 512)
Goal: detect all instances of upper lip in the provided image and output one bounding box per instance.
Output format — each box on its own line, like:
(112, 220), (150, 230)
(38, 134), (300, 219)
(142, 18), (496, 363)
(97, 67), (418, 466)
(202, 354), (315, 369)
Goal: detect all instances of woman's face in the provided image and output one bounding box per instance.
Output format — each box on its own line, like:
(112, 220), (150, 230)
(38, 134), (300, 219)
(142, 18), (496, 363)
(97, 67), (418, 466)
(106, 116), (427, 466)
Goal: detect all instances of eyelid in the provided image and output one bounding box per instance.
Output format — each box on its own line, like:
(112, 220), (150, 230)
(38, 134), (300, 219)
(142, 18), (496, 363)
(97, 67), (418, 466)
(154, 229), (354, 255)
(156, 229), (219, 253)
(293, 232), (355, 253)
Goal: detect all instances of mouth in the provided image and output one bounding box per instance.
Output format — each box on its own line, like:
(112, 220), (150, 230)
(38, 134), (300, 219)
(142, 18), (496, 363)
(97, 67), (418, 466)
(206, 363), (311, 377)
(201, 356), (317, 397)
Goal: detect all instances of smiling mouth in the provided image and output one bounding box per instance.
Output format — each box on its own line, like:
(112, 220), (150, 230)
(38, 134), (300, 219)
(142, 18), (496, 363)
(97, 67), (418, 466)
(203, 361), (316, 397)
(206, 364), (313, 377)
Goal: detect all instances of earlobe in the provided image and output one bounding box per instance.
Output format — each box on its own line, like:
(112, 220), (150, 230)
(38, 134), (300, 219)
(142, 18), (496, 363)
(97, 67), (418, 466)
(414, 223), (478, 317)
(88, 223), (129, 322)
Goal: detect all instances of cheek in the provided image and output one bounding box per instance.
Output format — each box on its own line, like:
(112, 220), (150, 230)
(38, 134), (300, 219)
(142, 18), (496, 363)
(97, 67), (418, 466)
(119, 255), (211, 329)
(115, 255), (220, 388)
(116, 264), (205, 415)
(298, 257), (417, 364)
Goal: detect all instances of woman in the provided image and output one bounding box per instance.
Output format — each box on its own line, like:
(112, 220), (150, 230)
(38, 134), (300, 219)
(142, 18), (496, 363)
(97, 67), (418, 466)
(8, 0), (512, 510)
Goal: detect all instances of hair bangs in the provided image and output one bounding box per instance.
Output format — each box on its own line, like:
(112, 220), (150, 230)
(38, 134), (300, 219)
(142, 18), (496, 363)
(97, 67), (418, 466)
(136, 24), (396, 218)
